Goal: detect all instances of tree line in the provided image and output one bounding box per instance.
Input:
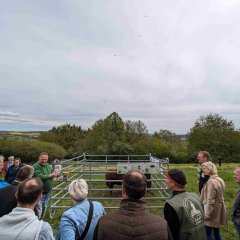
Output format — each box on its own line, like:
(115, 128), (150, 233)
(1, 112), (240, 163)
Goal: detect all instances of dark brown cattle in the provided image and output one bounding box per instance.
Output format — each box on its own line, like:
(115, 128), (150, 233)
(105, 169), (151, 195)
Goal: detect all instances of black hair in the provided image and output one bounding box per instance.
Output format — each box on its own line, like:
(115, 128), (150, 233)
(123, 171), (147, 199)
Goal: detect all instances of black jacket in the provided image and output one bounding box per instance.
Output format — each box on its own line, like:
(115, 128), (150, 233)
(199, 169), (209, 193)
(0, 181), (19, 217)
(232, 188), (240, 225)
(5, 164), (24, 184)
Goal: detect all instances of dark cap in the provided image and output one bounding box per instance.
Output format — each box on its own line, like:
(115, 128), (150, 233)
(166, 168), (187, 187)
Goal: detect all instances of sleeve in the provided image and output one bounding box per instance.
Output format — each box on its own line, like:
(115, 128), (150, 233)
(33, 165), (51, 181)
(38, 222), (55, 240)
(205, 181), (217, 219)
(55, 214), (77, 240)
(164, 203), (180, 240)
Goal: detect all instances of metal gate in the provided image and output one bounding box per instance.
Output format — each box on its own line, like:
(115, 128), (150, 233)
(49, 153), (170, 218)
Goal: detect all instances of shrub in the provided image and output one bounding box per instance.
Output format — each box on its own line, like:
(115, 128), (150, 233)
(0, 139), (67, 163)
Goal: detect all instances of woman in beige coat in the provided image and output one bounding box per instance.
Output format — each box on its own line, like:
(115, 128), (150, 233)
(200, 161), (227, 240)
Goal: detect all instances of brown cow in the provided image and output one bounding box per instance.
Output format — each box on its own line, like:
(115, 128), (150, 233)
(105, 169), (151, 196)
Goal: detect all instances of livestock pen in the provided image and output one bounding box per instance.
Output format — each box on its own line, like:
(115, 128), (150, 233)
(49, 153), (170, 218)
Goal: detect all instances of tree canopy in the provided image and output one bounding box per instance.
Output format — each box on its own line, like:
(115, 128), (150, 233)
(187, 113), (240, 160)
(38, 123), (85, 151)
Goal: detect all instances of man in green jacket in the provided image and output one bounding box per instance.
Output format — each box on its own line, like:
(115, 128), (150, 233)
(33, 152), (57, 219)
(164, 168), (205, 240)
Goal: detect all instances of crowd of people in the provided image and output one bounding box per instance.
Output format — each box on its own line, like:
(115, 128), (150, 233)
(0, 151), (239, 240)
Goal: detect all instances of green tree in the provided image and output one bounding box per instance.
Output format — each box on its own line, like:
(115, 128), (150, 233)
(188, 113), (239, 161)
(153, 129), (180, 144)
(132, 136), (173, 159)
(78, 112), (130, 154)
(38, 123), (85, 152)
(125, 120), (148, 142)
(125, 120), (148, 135)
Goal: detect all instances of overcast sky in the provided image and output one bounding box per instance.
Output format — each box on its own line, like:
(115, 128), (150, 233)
(1, 0), (240, 134)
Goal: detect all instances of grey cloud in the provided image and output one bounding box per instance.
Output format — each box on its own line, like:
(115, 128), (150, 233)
(0, 112), (19, 117)
(1, 1), (240, 133)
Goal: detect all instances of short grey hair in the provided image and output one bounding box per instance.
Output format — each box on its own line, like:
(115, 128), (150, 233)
(0, 155), (4, 161)
(202, 161), (218, 175)
(8, 156), (14, 161)
(68, 179), (88, 202)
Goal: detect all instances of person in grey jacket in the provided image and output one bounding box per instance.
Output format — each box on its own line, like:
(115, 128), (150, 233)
(233, 166), (240, 239)
(0, 178), (54, 240)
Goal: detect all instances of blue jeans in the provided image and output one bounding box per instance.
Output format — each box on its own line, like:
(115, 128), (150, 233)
(235, 224), (240, 237)
(35, 192), (50, 219)
(205, 226), (222, 240)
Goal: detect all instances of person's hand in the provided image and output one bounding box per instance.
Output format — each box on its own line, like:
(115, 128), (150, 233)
(50, 172), (58, 178)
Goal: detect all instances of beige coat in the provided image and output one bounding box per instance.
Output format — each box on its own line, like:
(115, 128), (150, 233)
(200, 175), (228, 227)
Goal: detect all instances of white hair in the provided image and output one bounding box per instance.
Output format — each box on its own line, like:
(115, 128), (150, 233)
(8, 156), (14, 161)
(0, 155), (4, 161)
(68, 179), (88, 202)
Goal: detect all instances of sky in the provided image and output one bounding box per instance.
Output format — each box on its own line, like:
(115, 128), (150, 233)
(1, 0), (240, 134)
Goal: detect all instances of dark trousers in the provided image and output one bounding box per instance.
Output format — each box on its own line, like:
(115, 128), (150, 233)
(205, 225), (222, 240)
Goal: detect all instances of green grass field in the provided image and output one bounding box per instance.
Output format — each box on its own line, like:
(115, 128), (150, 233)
(170, 163), (238, 239)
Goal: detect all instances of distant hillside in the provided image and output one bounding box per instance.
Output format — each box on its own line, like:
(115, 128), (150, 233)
(0, 131), (42, 140)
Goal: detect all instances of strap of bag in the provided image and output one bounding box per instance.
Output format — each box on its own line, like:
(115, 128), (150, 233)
(78, 201), (94, 240)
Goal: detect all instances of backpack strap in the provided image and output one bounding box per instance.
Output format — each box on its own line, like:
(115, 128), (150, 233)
(78, 201), (94, 240)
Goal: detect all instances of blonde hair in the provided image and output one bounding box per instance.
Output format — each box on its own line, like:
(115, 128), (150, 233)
(202, 161), (218, 175)
(68, 179), (88, 202)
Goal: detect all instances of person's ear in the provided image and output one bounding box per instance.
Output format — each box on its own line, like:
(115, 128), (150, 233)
(36, 193), (42, 204)
(122, 184), (127, 198)
(15, 191), (19, 200)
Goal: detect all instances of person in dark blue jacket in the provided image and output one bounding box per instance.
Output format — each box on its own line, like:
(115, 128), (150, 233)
(5, 158), (24, 183)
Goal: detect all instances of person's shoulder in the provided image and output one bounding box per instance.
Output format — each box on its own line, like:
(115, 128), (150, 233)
(61, 203), (84, 219)
(62, 205), (76, 216)
(93, 201), (104, 208)
(188, 191), (200, 198)
(32, 162), (39, 167)
(0, 181), (10, 190)
(2, 183), (17, 190)
(42, 221), (53, 230)
(45, 163), (52, 169)
(98, 210), (118, 221)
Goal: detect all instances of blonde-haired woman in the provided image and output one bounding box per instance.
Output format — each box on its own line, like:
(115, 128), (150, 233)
(200, 161), (227, 240)
(56, 179), (105, 240)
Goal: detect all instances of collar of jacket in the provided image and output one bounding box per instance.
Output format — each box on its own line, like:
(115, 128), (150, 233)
(120, 198), (146, 211)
